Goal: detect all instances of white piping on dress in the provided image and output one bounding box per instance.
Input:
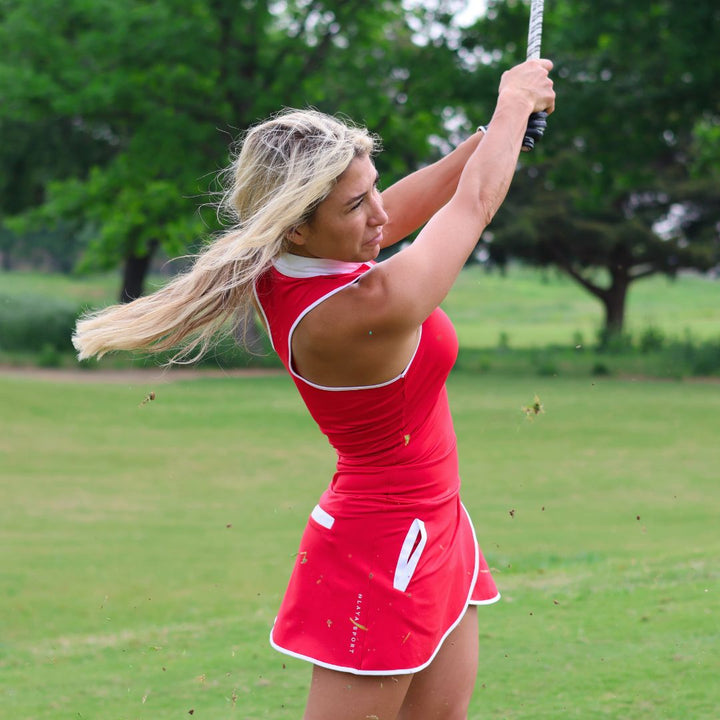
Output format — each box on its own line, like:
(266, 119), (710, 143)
(264, 254), (423, 392)
(393, 519), (428, 592)
(286, 277), (422, 392)
(253, 284), (275, 351)
(310, 504), (335, 530)
(252, 256), (366, 354)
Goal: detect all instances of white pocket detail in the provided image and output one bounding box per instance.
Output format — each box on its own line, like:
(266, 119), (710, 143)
(310, 504), (335, 529)
(393, 519), (427, 592)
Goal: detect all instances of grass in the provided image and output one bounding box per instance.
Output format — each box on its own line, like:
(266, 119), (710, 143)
(0, 270), (123, 306)
(443, 265), (720, 348)
(1, 371), (719, 719)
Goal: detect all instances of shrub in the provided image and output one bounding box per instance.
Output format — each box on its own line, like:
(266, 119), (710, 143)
(0, 294), (79, 352)
(0, 292), (282, 369)
(497, 331), (511, 350)
(688, 338), (720, 376)
(37, 343), (63, 368)
(595, 327), (634, 353)
(639, 325), (666, 353)
(591, 361), (612, 376)
(532, 350), (559, 376)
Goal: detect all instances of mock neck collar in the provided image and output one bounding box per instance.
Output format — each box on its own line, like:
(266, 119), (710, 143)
(273, 253), (367, 278)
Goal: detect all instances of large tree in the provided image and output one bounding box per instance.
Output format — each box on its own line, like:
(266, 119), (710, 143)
(0, 0), (470, 300)
(464, 0), (720, 337)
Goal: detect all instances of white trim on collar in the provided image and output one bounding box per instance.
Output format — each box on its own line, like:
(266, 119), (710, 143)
(273, 253), (367, 278)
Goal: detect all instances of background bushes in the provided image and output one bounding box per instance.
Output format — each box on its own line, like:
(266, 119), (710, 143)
(453, 328), (720, 379)
(0, 292), (279, 370)
(0, 293), (79, 353)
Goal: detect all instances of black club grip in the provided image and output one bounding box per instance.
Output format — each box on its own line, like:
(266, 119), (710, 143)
(522, 110), (548, 151)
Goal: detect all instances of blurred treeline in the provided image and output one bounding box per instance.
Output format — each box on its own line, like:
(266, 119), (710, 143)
(1, 0), (719, 337)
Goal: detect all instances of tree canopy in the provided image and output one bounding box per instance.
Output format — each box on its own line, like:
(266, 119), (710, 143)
(0, 0), (471, 298)
(467, 0), (720, 336)
(1, 0), (718, 336)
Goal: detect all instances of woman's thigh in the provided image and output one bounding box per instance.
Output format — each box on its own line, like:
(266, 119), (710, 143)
(303, 665), (413, 720)
(302, 606), (479, 720)
(397, 605), (479, 720)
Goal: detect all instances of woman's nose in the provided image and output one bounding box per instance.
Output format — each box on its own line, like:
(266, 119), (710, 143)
(370, 194), (389, 226)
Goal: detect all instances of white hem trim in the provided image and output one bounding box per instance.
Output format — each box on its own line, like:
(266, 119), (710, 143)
(469, 592), (502, 606)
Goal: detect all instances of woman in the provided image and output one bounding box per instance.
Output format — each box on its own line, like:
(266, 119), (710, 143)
(75, 58), (554, 719)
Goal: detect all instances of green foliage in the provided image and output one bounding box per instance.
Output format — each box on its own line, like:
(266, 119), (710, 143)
(0, 0), (472, 295)
(595, 327), (635, 354)
(2, 0), (720, 324)
(36, 342), (62, 368)
(455, 335), (720, 380)
(691, 116), (720, 181)
(0, 270), (280, 368)
(591, 360), (611, 377)
(664, 331), (720, 377)
(0, 293), (79, 352)
(472, 0), (720, 335)
(638, 325), (666, 354)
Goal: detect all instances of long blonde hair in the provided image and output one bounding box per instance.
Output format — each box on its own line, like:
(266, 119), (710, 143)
(73, 109), (377, 363)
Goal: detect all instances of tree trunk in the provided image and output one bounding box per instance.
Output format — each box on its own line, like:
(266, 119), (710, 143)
(119, 240), (159, 303)
(600, 271), (630, 343)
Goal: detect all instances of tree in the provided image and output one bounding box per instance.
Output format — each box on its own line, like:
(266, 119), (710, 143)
(0, 0), (472, 300)
(465, 0), (720, 338)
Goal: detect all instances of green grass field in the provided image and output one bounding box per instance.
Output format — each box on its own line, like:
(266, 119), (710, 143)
(2, 371), (718, 719)
(443, 266), (720, 348)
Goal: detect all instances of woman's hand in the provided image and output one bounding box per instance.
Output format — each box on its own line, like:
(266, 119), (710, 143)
(498, 58), (555, 116)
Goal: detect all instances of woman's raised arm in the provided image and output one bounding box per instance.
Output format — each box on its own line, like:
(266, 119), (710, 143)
(358, 59), (555, 331)
(379, 130), (485, 247)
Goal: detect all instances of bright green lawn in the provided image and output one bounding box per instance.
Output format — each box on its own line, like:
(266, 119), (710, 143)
(443, 266), (720, 348)
(1, 372), (718, 719)
(0, 270), (122, 305)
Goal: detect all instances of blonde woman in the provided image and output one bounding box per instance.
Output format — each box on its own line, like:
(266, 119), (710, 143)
(75, 58), (554, 720)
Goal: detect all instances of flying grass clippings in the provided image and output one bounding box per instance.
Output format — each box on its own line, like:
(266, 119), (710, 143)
(522, 394), (544, 420)
(139, 391), (156, 407)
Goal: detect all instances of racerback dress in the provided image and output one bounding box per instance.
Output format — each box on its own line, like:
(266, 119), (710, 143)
(253, 253), (499, 676)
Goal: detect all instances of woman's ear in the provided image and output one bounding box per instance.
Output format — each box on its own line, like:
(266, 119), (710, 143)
(287, 223), (309, 248)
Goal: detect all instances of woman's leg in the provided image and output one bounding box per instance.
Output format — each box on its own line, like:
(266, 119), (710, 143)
(302, 605), (479, 720)
(397, 606), (479, 720)
(303, 666), (413, 720)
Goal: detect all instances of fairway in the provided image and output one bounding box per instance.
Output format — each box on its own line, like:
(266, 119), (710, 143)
(444, 266), (720, 348)
(1, 371), (718, 719)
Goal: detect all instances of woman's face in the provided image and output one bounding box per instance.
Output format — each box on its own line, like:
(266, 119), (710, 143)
(288, 154), (388, 263)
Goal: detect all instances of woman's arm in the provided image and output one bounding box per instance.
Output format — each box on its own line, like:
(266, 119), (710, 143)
(359, 59), (555, 328)
(292, 60), (554, 387)
(379, 129), (486, 247)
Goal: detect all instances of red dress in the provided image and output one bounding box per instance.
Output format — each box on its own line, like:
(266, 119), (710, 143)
(254, 254), (499, 676)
